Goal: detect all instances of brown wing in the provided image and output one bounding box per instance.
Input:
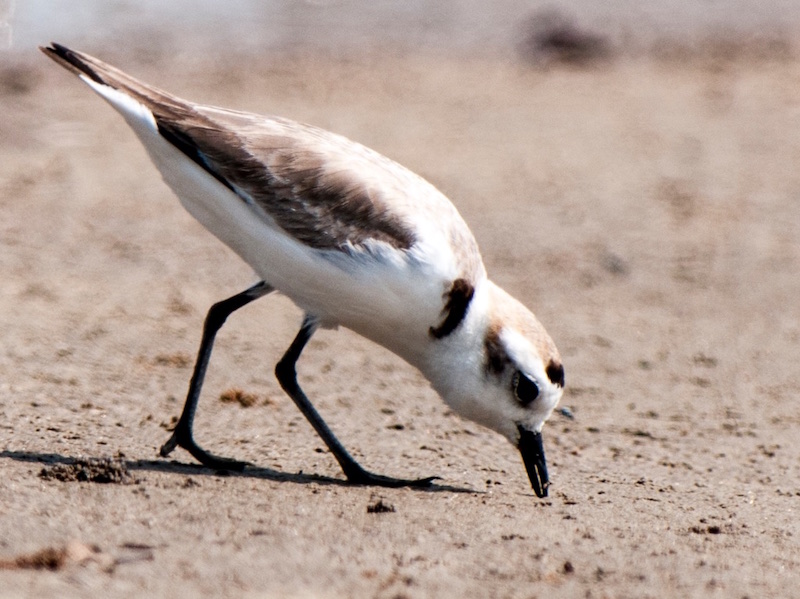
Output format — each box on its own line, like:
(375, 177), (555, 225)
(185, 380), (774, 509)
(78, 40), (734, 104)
(168, 111), (418, 251)
(41, 43), (416, 252)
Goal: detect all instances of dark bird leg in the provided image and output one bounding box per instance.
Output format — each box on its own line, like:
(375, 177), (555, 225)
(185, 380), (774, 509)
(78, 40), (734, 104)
(275, 314), (437, 488)
(160, 281), (274, 470)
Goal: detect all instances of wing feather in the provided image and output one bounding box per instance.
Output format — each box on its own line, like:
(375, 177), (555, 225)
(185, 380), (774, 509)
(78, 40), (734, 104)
(41, 44), (485, 286)
(42, 43), (417, 252)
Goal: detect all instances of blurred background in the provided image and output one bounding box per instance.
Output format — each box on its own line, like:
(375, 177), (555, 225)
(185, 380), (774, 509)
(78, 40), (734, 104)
(3, 0), (800, 59)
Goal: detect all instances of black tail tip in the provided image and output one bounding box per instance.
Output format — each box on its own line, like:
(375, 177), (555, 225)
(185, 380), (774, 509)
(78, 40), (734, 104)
(40, 43), (104, 85)
(40, 42), (68, 58)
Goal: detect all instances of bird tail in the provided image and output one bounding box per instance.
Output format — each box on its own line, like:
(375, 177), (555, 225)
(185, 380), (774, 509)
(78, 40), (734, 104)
(40, 43), (186, 117)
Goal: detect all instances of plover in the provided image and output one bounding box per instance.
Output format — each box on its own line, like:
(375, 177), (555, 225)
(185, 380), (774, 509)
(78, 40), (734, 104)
(42, 43), (564, 497)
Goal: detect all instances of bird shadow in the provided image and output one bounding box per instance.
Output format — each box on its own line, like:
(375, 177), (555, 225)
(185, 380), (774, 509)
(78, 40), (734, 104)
(0, 449), (477, 494)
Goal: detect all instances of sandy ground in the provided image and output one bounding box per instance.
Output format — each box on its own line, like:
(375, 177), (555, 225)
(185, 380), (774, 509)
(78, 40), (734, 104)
(2, 37), (800, 598)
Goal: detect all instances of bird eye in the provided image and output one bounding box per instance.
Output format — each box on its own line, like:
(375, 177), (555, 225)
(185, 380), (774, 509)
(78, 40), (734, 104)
(512, 371), (539, 407)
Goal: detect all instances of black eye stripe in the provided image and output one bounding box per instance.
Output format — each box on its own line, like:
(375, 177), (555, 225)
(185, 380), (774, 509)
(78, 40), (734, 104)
(512, 371), (540, 407)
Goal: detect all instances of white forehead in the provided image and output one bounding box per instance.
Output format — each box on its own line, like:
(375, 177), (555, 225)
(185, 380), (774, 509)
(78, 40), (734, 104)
(499, 325), (547, 383)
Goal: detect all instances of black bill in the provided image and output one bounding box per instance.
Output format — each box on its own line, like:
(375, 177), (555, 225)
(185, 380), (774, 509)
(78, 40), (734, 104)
(517, 424), (549, 498)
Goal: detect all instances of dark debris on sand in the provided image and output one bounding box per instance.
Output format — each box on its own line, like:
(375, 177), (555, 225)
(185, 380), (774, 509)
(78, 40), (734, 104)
(367, 498), (396, 514)
(39, 457), (137, 484)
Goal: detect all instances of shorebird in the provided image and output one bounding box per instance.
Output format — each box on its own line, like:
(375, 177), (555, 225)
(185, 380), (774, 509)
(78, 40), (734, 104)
(42, 43), (564, 497)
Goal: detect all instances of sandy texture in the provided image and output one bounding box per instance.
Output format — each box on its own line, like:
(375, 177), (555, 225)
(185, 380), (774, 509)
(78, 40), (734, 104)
(2, 41), (800, 598)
